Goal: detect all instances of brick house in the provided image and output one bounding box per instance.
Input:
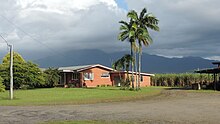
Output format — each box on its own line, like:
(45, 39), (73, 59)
(58, 64), (153, 87)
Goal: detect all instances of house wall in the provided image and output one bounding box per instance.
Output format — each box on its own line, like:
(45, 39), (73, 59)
(140, 75), (151, 87)
(81, 67), (112, 87)
(110, 72), (126, 86)
(60, 68), (151, 88)
(110, 72), (151, 87)
(126, 74), (151, 87)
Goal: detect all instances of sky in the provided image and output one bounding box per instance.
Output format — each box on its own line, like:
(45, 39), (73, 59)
(0, 0), (220, 62)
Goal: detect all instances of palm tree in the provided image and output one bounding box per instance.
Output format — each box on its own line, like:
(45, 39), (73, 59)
(127, 8), (159, 89)
(118, 20), (137, 89)
(112, 54), (134, 87)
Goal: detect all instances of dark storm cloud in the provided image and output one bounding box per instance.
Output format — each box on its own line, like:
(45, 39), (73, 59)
(126, 0), (220, 60)
(0, 0), (127, 60)
(1, 0), (220, 61)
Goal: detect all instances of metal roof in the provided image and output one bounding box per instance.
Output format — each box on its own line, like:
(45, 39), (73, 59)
(110, 71), (154, 76)
(58, 64), (113, 72)
(195, 68), (220, 74)
(58, 64), (93, 71)
(212, 62), (220, 65)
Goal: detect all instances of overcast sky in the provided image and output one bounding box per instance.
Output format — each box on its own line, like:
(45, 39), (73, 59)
(0, 0), (220, 61)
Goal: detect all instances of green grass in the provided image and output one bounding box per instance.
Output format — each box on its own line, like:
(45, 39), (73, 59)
(0, 87), (163, 106)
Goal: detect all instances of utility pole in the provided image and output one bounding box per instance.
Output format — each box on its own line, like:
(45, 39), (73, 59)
(0, 35), (13, 99)
(9, 44), (13, 99)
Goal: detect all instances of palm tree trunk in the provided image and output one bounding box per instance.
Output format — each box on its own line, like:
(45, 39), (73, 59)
(134, 51), (138, 90)
(130, 42), (134, 89)
(138, 45), (142, 90)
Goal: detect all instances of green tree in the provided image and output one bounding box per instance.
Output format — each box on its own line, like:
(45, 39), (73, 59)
(118, 19), (137, 89)
(127, 8), (159, 90)
(43, 68), (60, 88)
(22, 61), (45, 88)
(0, 52), (45, 89)
(0, 76), (5, 92)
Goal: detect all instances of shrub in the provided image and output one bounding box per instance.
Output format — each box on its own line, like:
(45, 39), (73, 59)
(100, 84), (106, 87)
(67, 83), (75, 88)
(0, 76), (5, 92)
(20, 84), (34, 90)
(97, 85), (100, 87)
(107, 84), (111, 87)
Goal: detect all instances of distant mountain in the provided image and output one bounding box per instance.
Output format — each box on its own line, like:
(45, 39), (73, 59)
(34, 49), (215, 73)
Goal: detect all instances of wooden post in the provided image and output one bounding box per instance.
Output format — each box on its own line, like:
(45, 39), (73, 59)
(214, 73), (216, 91)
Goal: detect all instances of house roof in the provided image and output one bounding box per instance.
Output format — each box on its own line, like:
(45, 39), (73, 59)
(195, 68), (220, 74)
(212, 62), (220, 65)
(58, 64), (113, 72)
(110, 71), (155, 76)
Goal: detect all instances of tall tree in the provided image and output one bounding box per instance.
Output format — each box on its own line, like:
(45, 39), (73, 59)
(0, 52), (45, 89)
(127, 8), (159, 89)
(118, 20), (137, 89)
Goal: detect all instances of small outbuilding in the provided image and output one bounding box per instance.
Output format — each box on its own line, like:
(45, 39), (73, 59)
(195, 62), (220, 90)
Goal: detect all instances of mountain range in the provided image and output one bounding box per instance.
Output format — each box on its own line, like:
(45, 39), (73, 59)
(34, 49), (215, 73)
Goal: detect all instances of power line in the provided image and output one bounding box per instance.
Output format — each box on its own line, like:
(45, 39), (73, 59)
(0, 34), (9, 46)
(0, 34), (14, 99)
(0, 15), (69, 58)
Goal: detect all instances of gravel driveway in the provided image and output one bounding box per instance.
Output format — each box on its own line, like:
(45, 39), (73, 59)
(0, 89), (220, 124)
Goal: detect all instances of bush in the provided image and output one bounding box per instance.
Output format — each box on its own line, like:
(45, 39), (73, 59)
(100, 84), (106, 87)
(97, 85), (100, 87)
(43, 68), (60, 88)
(0, 76), (5, 92)
(107, 84), (111, 87)
(67, 83), (75, 88)
(20, 84), (34, 90)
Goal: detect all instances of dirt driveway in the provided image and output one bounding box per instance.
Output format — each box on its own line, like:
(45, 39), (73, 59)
(0, 89), (220, 124)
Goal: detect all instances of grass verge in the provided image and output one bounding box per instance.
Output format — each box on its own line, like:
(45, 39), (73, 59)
(0, 87), (163, 106)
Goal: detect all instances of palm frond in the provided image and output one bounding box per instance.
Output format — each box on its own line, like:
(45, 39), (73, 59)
(119, 20), (129, 27)
(118, 31), (128, 41)
(139, 8), (147, 20)
(127, 10), (138, 21)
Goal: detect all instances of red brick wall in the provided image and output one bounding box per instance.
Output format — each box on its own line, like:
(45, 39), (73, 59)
(110, 72), (151, 87)
(140, 75), (151, 87)
(81, 67), (112, 87)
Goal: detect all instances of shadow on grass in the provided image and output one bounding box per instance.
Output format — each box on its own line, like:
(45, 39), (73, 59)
(85, 87), (121, 91)
(0, 96), (20, 100)
(168, 87), (192, 90)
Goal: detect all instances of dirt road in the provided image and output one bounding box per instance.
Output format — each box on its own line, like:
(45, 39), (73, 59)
(0, 90), (220, 124)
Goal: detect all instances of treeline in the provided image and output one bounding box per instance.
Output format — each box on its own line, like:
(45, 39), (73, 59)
(0, 52), (59, 91)
(151, 73), (213, 87)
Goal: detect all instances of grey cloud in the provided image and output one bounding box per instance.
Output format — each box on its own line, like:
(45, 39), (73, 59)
(125, 0), (220, 60)
(0, 1), (127, 60)
(1, 0), (220, 62)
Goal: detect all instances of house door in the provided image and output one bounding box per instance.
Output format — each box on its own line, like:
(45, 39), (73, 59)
(114, 77), (121, 87)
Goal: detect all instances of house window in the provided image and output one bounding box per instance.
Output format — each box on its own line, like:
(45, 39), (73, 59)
(84, 73), (94, 80)
(101, 72), (109, 78)
(141, 75), (143, 82)
(72, 73), (79, 79)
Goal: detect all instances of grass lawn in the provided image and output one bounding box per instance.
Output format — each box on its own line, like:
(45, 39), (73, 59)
(0, 87), (163, 106)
